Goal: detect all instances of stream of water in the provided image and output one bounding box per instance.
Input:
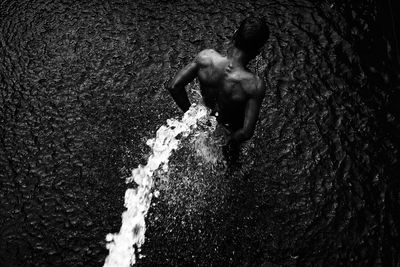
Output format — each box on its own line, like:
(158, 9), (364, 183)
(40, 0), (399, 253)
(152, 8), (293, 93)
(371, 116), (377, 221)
(104, 104), (218, 266)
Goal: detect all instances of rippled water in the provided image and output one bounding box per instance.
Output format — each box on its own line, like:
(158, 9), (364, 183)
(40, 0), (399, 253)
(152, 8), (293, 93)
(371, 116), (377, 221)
(1, 0), (399, 266)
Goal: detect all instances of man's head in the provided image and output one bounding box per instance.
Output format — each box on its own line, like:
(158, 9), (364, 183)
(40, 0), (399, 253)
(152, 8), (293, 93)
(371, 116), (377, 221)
(232, 17), (269, 58)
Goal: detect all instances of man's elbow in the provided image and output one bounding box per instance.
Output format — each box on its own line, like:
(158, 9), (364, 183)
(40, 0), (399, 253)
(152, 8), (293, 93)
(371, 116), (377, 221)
(241, 130), (253, 141)
(232, 129), (254, 143)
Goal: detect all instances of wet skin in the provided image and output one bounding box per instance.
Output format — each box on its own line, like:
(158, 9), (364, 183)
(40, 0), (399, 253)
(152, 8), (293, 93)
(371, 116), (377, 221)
(167, 48), (266, 143)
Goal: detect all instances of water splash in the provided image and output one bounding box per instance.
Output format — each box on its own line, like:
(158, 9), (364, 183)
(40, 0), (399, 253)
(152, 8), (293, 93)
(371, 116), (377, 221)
(103, 104), (213, 267)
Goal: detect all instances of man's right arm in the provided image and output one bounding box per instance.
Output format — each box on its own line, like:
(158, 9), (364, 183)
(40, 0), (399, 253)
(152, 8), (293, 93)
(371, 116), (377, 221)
(230, 77), (266, 143)
(165, 60), (199, 112)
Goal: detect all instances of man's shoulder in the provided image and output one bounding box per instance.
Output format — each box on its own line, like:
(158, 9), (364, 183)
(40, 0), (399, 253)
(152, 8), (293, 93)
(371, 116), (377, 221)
(242, 74), (266, 98)
(195, 49), (223, 66)
(198, 48), (220, 57)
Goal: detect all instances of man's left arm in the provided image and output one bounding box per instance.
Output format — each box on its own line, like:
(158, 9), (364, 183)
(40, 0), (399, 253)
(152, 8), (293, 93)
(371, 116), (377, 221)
(165, 61), (199, 112)
(230, 78), (266, 143)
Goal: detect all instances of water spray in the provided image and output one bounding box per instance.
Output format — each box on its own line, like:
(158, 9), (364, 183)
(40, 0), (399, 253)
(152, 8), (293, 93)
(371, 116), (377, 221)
(103, 104), (211, 267)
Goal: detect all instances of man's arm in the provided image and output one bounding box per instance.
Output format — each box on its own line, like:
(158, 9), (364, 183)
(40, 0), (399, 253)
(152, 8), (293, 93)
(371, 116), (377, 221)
(165, 60), (199, 112)
(230, 78), (266, 143)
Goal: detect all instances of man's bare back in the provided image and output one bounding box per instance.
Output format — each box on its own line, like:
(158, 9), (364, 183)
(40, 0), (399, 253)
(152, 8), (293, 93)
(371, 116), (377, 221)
(166, 17), (269, 143)
(196, 49), (265, 131)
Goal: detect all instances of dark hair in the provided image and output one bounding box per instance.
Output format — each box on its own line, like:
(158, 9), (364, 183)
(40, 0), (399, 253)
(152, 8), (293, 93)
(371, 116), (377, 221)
(233, 17), (269, 55)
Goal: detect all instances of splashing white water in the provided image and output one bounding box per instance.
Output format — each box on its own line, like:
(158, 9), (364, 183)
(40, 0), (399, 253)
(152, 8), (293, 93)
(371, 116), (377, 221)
(103, 104), (212, 267)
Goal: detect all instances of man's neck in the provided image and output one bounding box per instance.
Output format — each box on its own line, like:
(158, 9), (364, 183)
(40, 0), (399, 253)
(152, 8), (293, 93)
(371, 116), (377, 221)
(227, 46), (251, 67)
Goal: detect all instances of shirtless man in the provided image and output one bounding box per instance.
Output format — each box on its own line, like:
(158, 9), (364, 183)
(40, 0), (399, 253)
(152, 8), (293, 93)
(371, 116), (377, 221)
(166, 17), (269, 144)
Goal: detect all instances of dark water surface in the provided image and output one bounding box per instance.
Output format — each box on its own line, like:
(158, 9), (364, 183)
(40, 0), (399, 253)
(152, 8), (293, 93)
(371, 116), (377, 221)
(1, 0), (399, 266)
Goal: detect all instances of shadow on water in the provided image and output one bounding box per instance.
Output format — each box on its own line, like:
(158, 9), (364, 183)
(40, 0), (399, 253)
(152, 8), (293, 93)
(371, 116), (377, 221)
(1, 0), (399, 266)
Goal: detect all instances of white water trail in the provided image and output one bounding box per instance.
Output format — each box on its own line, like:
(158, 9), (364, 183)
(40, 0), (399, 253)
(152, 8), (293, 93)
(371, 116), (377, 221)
(103, 104), (212, 267)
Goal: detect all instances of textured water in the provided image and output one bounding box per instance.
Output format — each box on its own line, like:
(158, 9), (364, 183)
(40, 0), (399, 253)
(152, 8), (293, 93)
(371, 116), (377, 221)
(1, 0), (399, 266)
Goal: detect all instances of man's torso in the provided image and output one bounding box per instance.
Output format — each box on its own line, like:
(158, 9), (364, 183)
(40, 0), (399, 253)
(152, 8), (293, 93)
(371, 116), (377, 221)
(195, 49), (259, 130)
